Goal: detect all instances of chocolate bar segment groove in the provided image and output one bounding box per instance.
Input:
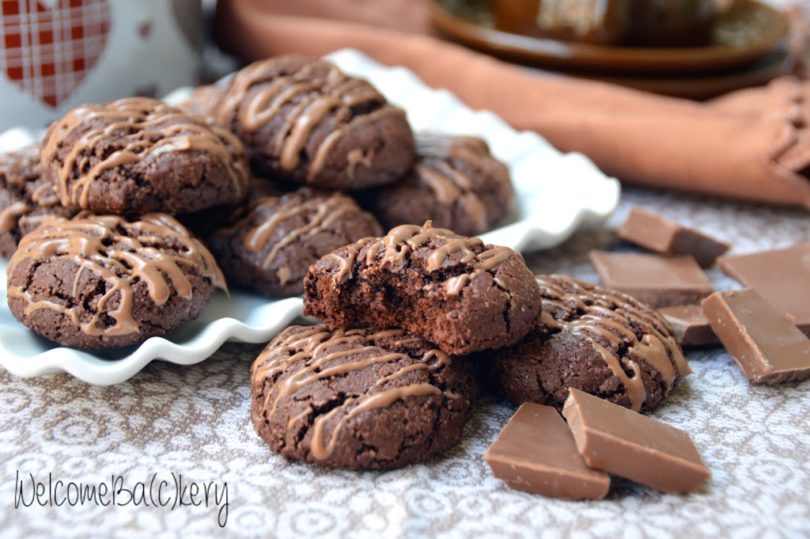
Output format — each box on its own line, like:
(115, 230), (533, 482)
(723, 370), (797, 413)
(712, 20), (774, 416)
(484, 403), (610, 500)
(563, 389), (710, 494)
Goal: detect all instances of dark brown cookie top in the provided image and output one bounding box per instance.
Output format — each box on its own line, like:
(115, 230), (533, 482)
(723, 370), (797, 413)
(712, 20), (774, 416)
(178, 177), (291, 238)
(304, 222), (541, 355)
(490, 275), (691, 412)
(7, 213), (226, 349)
(361, 133), (514, 236)
(41, 97), (250, 215)
(250, 324), (475, 470)
(0, 145), (77, 257)
(207, 187), (382, 296)
(211, 54), (415, 190)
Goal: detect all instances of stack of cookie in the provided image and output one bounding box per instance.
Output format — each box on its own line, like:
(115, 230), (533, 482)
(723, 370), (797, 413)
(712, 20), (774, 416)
(0, 54), (515, 350)
(2, 97), (251, 349)
(249, 221), (542, 470)
(249, 220), (693, 471)
(178, 53), (515, 297)
(0, 54), (698, 480)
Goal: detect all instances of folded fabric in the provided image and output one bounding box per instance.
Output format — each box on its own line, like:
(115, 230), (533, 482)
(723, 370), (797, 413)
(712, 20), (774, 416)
(215, 0), (810, 209)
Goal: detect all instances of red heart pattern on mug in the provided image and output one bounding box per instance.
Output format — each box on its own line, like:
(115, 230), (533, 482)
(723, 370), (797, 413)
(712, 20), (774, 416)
(0, 0), (111, 108)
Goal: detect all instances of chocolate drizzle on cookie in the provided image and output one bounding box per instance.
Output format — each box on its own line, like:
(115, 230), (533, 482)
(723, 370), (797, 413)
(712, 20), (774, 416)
(537, 275), (690, 412)
(0, 202), (30, 234)
(7, 214), (226, 337)
(413, 133), (509, 233)
(243, 191), (366, 276)
(252, 326), (459, 461)
(41, 97), (249, 209)
(214, 56), (406, 182)
(327, 222), (515, 295)
(0, 145), (79, 256)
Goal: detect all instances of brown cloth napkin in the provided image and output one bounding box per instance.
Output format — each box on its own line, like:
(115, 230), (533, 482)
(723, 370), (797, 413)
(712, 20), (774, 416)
(215, 0), (810, 209)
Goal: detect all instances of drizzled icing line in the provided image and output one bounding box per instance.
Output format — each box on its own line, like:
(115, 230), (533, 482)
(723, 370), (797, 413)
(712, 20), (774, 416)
(238, 190), (374, 284)
(215, 56), (401, 181)
(41, 97), (249, 208)
(7, 214), (226, 338)
(537, 275), (690, 412)
(252, 326), (458, 461)
(0, 202), (30, 234)
(0, 147), (83, 253)
(323, 222), (516, 295)
(414, 133), (511, 232)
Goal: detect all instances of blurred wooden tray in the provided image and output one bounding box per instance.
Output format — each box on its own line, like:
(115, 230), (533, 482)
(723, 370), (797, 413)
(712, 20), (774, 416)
(432, 0), (789, 75)
(584, 48), (793, 99)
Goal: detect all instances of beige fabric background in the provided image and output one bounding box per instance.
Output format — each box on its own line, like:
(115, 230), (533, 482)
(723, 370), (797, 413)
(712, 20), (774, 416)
(1, 187), (809, 538)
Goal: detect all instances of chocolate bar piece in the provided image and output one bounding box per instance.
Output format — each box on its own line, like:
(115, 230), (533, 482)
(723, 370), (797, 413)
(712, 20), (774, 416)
(618, 207), (729, 267)
(484, 403), (610, 500)
(590, 251), (713, 308)
(658, 305), (717, 347)
(562, 389), (709, 494)
(701, 289), (810, 384)
(718, 245), (810, 336)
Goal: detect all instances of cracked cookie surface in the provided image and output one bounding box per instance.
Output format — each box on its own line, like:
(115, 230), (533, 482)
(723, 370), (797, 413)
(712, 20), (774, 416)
(359, 133), (514, 236)
(303, 222), (541, 355)
(206, 186), (382, 296)
(489, 275), (691, 412)
(41, 97), (250, 215)
(7, 213), (226, 349)
(250, 324), (476, 470)
(210, 54), (415, 190)
(0, 145), (78, 257)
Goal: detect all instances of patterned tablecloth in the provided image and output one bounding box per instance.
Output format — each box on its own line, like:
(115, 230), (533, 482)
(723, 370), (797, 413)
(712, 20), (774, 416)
(2, 187), (809, 538)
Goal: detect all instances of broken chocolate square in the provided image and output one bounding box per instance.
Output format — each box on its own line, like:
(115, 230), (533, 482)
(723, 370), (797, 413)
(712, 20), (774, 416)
(590, 251), (713, 308)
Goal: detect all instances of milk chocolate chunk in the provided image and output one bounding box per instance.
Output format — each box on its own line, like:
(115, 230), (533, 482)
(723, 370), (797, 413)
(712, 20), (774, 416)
(484, 403), (610, 500)
(590, 251), (713, 308)
(618, 207), (729, 267)
(212, 54), (415, 190)
(658, 305), (718, 347)
(562, 389), (709, 494)
(718, 245), (810, 336)
(701, 290), (810, 384)
(304, 222), (541, 356)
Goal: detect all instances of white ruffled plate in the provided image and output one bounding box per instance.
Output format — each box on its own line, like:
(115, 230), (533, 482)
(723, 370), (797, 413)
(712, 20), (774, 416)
(0, 49), (619, 384)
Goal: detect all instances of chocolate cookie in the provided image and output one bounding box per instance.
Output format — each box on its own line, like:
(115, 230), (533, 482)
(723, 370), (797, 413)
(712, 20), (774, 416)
(178, 177), (289, 238)
(0, 145), (77, 257)
(304, 222), (541, 355)
(360, 133), (514, 236)
(207, 187), (382, 296)
(7, 214), (226, 349)
(250, 325), (476, 470)
(211, 54), (415, 190)
(489, 275), (691, 412)
(175, 85), (223, 118)
(41, 97), (250, 215)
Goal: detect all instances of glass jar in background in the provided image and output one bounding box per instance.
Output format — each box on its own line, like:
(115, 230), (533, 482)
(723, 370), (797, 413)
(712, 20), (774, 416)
(0, 0), (202, 130)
